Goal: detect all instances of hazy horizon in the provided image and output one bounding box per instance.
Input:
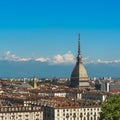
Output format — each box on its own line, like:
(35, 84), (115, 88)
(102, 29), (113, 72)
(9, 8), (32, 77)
(0, 60), (120, 79)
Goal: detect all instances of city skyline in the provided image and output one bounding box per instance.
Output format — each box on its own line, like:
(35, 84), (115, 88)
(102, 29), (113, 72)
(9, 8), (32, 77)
(0, 0), (120, 78)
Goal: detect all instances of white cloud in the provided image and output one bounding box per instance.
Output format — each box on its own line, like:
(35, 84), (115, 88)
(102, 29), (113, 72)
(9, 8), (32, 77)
(17, 58), (32, 62)
(96, 59), (120, 64)
(114, 59), (120, 63)
(82, 56), (92, 64)
(83, 57), (120, 64)
(0, 51), (120, 65)
(49, 51), (76, 65)
(2, 51), (31, 62)
(35, 57), (49, 62)
(97, 59), (113, 64)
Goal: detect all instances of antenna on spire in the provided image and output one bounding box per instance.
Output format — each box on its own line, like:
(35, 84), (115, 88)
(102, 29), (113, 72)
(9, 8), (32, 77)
(78, 33), (80, 56)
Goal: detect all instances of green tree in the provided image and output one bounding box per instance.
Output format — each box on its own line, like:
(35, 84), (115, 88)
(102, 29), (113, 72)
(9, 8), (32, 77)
(100, 94), (120, 120)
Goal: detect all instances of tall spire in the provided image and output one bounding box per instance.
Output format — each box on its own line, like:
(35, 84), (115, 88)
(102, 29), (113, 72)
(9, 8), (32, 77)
(70, 34), (89, 88)
(77, 33), (82, 63)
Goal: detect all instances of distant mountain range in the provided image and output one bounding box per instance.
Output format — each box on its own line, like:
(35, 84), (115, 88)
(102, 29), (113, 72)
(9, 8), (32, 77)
(0, 60), (120, 78)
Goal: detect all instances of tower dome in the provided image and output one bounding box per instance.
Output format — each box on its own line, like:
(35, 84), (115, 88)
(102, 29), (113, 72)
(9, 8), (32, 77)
(70, 33), (90, 88)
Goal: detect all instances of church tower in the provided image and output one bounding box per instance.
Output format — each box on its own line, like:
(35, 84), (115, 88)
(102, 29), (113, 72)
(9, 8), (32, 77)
(33, 76), (37, 89)
(70, 33), (90, 88)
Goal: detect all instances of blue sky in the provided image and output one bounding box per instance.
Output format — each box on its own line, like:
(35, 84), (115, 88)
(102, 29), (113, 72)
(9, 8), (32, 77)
(0, 0), (120, 78)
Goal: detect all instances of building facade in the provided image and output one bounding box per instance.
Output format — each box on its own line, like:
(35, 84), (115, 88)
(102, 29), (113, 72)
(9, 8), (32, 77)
(0, 106), (43, 120)
(43, 101), (101, 120)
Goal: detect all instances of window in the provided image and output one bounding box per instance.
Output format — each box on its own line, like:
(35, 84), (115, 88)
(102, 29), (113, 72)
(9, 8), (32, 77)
(25, 115), (28, 117)
(19, 115), (22, 117)
(80, 113), (83, 117)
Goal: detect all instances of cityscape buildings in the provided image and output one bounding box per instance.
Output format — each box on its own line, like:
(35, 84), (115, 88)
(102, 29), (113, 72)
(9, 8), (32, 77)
(0, 34), (119, 120)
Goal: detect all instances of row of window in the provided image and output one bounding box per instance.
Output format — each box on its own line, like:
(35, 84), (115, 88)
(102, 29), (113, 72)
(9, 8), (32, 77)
(57, 108), (100, 112)
(57, 112), (98, 116)
(57, 116), (100, 120)
(0, 107), (41, 112)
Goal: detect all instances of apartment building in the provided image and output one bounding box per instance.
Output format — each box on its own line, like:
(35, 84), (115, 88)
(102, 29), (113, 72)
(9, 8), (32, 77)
(43, 99), (101, 120)
(0, 106), (43, 120)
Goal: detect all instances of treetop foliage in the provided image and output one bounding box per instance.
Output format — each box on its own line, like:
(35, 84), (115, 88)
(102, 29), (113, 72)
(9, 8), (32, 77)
(100, 94), (120, 120)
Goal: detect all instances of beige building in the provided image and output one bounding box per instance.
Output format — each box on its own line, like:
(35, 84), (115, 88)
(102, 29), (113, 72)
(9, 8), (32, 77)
(70, 34), (90, 88)
(82, 91), (109, 102)
(43, 100), (101, 120)
(0, 106), (43, 120)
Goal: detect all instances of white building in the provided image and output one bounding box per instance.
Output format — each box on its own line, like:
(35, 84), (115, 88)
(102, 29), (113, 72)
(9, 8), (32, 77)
(0, 106), (43, 120)
(82, 91), (108, 102)
(38, 90), (67, 97)
(43, 100), (101, 120)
